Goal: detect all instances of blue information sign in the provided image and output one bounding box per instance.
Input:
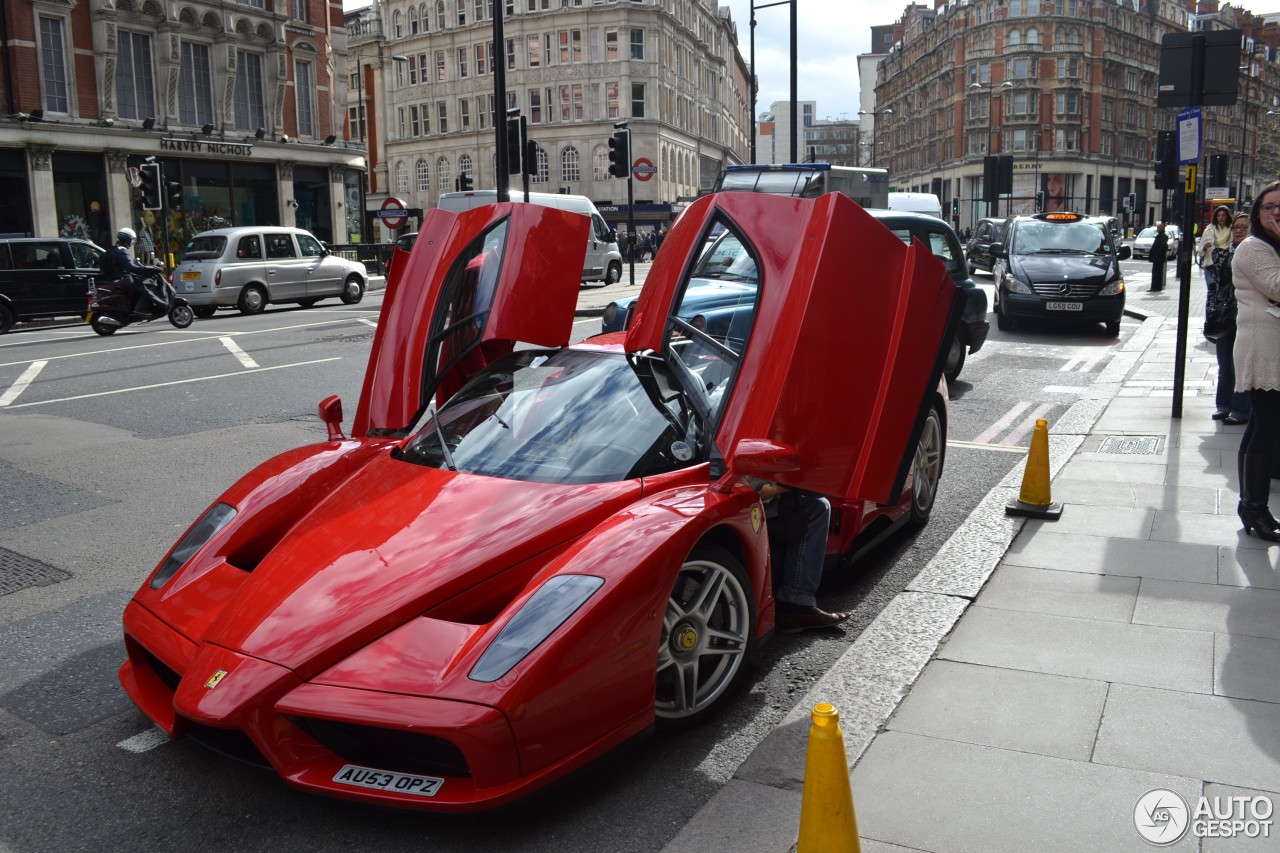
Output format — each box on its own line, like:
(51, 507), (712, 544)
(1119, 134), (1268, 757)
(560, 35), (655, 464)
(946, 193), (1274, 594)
(1176, 106), (1202, 165)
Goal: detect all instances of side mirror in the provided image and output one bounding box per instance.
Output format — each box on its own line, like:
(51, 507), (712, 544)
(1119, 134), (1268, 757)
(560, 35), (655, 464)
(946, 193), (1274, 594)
(1117, 245), (1132, 261)
(608, 229), (618, 243)
(731, 438), (801, 476)
(318, 395), (346, 442)
(989, 242), (1007, 259)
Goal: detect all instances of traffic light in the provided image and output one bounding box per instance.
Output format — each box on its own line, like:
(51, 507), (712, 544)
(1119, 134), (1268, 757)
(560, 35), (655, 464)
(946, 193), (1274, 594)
(1126, 192), (1137, 210)
(1209, 153), (1228, 187)
(138, 163), (161, 210)
(1035, 190), (1045, 212)
(951, 198), (959, 217)
(1154, 130), (1177, 190)
(607, 129), (630, 179)
(167, 180), (182, 208)
(506, 115), (525, 175)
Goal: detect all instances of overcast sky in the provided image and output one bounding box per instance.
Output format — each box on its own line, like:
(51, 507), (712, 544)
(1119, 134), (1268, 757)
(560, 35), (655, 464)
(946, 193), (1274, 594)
(341, 1), (880, 121)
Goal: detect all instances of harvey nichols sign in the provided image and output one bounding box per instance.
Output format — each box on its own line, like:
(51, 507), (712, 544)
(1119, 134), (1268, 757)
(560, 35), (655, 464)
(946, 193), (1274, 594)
(160, 138), (253, 156)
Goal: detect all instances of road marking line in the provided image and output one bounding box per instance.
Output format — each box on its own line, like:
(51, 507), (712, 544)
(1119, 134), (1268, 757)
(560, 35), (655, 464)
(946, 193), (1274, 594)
(1000, 402), (1054, 446)
(0, 360), (47, 407)
(3, 357), (341, 409)
(1060, 355), (1086, 372)
(1042, 385), (1089, 395)
(219, 336), (259, 369)
(972, 401), (1031, 445)
(357, 318), (378, 327)
(117, 728), (169, 753)
(946, 439), (1027, 454)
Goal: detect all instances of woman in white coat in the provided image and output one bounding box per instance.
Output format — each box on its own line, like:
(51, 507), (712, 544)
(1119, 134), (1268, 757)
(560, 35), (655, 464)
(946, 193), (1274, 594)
(1232, 183), (1280, 540)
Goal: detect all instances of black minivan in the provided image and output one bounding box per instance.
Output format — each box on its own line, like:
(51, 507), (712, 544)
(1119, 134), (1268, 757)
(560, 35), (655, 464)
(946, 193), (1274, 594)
(991, 212), (1131, 336)
(0, 238), (104, 333)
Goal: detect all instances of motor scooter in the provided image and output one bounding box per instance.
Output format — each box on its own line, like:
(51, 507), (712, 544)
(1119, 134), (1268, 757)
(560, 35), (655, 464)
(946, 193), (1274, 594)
(87, 269), (194, 336)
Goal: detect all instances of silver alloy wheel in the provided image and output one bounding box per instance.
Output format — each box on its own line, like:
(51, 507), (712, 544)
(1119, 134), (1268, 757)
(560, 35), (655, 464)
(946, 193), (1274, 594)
(340, 276), (364, 304)
(655, 549), (752, 721)
(239, 286), (266, 314)
(910, 404), (944, 524)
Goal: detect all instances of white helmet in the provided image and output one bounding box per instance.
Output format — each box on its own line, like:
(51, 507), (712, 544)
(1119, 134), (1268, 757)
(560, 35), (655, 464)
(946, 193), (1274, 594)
(117, 227), (136, 246)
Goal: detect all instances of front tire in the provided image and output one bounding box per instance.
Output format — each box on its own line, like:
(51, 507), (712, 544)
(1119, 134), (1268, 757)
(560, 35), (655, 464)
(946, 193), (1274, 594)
(91, 317), (118, 336)
(0, 303), (13, 334)
(238, 285), (267, 315)
(605, 260), (622, 284)
(943, 332), (967, 384)
(908, 400), (946, 529)
(340, 275), (364, 304)
(655, 543), (755, 727)
(995, 294), (1013, 331)
(169, 304), (194, 329)
(1105, 319), (1121, 336)
(192, 305), (217, 319)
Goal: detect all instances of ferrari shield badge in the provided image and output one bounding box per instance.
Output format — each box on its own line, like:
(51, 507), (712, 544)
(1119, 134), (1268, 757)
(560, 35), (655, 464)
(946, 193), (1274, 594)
(750, 504), (763, 534)
(205, 669), (228, 689)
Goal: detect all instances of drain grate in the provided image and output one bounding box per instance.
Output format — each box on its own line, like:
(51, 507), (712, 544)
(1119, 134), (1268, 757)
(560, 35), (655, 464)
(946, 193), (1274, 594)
(1098, 435), (1162, 456)
(0, 548), (70, 596)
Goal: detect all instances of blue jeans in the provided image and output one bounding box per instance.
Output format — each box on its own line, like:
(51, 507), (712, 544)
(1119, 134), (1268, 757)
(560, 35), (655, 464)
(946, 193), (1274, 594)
(1216, 334), (1251, 417)
(773, 494), (830, 608)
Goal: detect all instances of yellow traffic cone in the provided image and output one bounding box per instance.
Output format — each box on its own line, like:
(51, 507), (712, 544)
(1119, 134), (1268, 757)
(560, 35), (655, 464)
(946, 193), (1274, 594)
(796, 703), (861, 853)
(1005, 417), (1063, 519)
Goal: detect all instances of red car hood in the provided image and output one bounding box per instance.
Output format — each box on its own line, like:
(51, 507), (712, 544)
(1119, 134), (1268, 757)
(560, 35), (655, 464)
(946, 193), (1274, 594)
(195, 452), (643, 676)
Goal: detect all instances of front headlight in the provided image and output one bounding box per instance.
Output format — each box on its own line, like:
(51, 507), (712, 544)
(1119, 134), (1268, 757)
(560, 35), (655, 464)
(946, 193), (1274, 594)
(1005, 275), (1033, 295)
(1099, 279), (1125, 296)
(150, 502), (237, 589)
(469, 574), (605, 683)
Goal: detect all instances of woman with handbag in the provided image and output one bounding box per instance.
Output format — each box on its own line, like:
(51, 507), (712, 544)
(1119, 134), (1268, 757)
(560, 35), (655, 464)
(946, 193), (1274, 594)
(1200, 205), (1234, 289)
(1207, 213), (1252, 424)
(1232, 186), (1280, 540)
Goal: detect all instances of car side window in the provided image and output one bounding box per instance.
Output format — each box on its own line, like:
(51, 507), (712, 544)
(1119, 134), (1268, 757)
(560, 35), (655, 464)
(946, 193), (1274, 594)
(0, 245), (10, 271)
(265, 234), (296, 259)
(237, 236), (262, 259)
(297, 235), (324, 257)
(70, 243), (102, 270)
(14, 242), (66, 270)
(925, 230), (964, 275)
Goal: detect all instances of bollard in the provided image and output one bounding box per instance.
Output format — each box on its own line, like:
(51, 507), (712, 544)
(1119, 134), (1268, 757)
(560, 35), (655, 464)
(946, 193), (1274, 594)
(1005, 417), (1063, 519)
(796, 703), (860, 853)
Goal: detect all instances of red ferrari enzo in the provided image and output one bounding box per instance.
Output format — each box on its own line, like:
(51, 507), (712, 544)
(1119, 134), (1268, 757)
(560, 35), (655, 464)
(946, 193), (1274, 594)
(118, 191), (961, 811)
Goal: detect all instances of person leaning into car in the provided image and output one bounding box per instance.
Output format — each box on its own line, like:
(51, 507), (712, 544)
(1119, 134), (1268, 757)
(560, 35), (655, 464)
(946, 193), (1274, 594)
(747, 479), (852, 633)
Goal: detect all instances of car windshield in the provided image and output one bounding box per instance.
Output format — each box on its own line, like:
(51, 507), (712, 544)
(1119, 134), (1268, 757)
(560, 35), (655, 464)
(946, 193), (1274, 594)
(398, 348), (706, 485)
(182, 235), (227, 260)
(1138, 228), (1157, 239)
(1013, 220), (1108, 255)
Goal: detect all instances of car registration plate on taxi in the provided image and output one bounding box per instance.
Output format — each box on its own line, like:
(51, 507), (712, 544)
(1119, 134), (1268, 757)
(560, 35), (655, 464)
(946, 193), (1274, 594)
(332, 764), (444, 798)
(1046, 301), (1082, 311)
(181, 271), (201, 280)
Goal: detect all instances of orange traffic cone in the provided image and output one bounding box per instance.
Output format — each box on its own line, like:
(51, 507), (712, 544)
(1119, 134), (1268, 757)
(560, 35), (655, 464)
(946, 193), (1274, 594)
(1005, 417), (1063, 519)
(796, 703), (861, 853)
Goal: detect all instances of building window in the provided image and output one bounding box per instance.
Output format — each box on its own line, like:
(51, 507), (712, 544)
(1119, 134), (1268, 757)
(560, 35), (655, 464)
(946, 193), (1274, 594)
(529, 88), (543, 124)
(436, 1), (446, 29)
(179, 42), (214, 126)
(631, 83), (645, 118)
(394, 10), (403, 38)
(397, 161), (409, 194)
(559, 86), (571, 122)
(593, 144), (610, 180)
(458, 47), (469, 78)
(437, 101), (448, 133)
(630, 29), (644, 61)
(459, 99), (471, 129)
(476, 43), (488, 76)
(559, 31), (570, 65)
(457, 1), (466, 25)
(436, 51), (447, 82)
(534, 147), (549, 183)
(605, 28), (618, 61)
(116, 31), (155, 122)
(460, 154), (473, 184)
(437, 157), (452, 191)
(561, 147), (580, 182)
(295, 60), (315, 137)
(410, 105), (421, 136)
(506, 38), (517, 71)
(1056, 91), (1080, 116)
(409, 6), (420, 33)
(349, 104), (365, 140)
(417, 159), (430, 192)
(234, 51), (266, 132)
(528, 35), (541, 67)
(420, 101), (431, 134)
(408, 55), (418, 86)
(39, 16), (70, 113)
(1055, 128), (1079, 150)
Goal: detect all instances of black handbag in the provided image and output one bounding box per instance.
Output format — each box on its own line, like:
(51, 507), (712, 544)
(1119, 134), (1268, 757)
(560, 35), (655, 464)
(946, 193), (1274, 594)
(1204, 286), (1237, 339)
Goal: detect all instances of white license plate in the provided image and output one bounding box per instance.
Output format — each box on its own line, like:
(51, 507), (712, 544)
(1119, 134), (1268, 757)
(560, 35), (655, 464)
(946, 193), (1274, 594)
(332, 764), (444, 798)
(1045, 301), (1083, 311)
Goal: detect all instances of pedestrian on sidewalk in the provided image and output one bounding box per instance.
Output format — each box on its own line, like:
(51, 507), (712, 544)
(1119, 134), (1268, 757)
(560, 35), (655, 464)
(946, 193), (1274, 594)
(1208, 213), (1252, 424)
(1199, 204), (1234, 290)
(1149, 222), (1169, 292)
(1229, 182), (1280, 540)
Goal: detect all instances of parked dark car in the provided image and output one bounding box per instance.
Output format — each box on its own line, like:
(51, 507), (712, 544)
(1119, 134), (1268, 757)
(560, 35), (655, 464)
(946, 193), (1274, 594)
(602, 210), (987, 383)
(966, 217), (1005, 274)
(991, 211), (1131, 336)
(0, 237), (104, 333)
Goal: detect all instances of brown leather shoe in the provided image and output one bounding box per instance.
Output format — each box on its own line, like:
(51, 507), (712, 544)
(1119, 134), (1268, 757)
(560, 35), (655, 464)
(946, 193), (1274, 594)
(777, 606), (852, 634)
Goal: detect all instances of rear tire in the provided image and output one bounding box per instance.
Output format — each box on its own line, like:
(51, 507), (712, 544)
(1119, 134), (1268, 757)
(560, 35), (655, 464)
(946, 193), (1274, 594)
(297, 298), (319, 308)
(943, 332), (967, 384)
(91, 317), (118, 336)
(0, 304), (12, 334)
(238, 285), (267, 315)
(908, 400), (946, 529)
(192, 305), (217, 319)
(340, 275), (364, 304)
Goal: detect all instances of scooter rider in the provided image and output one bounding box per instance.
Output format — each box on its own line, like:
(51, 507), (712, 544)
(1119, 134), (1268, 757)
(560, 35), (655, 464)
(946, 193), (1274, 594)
(100, 227), (157, 312)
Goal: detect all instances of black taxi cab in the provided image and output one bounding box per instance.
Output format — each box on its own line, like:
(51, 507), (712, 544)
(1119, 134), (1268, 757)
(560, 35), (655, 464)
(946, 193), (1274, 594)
(990, 211), (1131, 336)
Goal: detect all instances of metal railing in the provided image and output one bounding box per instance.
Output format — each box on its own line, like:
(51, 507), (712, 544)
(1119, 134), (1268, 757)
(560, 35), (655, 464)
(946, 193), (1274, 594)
(328, 243), (394, 277)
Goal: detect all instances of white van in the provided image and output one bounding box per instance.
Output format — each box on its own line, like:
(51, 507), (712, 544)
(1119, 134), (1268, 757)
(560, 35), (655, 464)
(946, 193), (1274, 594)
(436, 190), (623, 284)
(887, 192), (944, 219)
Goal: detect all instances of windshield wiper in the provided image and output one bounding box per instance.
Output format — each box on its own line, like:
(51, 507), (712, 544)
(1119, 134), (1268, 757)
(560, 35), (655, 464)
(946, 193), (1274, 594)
(430, 416), (457, 471)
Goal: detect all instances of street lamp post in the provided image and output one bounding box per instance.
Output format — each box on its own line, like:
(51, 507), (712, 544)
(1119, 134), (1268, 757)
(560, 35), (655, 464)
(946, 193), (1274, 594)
(856, 108), (892, 168)
(749, 0), (798, 164)
(968, 81), (1012, 215)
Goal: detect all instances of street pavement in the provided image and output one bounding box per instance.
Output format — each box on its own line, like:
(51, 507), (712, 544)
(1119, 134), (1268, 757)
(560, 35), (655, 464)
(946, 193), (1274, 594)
(655, 262), (1280, 851)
